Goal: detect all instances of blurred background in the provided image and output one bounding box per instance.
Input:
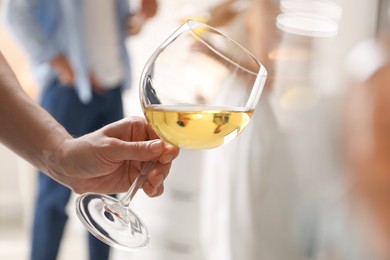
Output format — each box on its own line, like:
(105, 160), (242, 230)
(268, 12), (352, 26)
(1, 0), (390, 259)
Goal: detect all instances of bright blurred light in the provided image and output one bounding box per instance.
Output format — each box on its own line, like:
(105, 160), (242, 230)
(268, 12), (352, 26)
(279, 86), (319, 110)
(277, 0), (342, 37)
(280, 0), (343, 21)
(269, 46), (311, 61)
(345, 38), (387, 82)
(277, 13), (338, 37)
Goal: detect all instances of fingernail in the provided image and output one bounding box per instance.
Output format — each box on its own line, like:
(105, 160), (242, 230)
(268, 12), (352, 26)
(160, 154), (173, 164)
(150, 140), (163, 153)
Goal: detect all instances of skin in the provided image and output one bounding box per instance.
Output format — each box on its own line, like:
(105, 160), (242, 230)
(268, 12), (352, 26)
(343, 37), (390, 258)
(127, 0), (158, 35)
(0, 52), (179, 196)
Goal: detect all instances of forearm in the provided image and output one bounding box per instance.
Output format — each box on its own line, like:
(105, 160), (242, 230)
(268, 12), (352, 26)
(0, 53), (71, 175)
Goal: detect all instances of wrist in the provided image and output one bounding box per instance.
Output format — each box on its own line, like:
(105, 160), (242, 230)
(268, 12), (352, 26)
(41, 123), (74, 185)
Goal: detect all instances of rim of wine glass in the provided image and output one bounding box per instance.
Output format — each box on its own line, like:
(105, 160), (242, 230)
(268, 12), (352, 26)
(185, 19), (267, 77)
(139, 19), (268, 110)
(184, 19), (268, 109)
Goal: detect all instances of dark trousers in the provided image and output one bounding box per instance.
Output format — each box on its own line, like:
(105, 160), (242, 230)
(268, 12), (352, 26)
(30, 79), (124, 260)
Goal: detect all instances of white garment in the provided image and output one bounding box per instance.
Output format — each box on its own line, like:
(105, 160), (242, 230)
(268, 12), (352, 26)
(199, 94), (302, 260)
(83, 0), (124, 89)
(197, 5), (300, 259)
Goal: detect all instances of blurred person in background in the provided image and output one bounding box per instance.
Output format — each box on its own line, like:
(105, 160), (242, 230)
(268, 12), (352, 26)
(342, 32), (390, 259)
(2, 0), (157, 259)
(198, 1), (303, 259)
(199, 0), (366, 259)
(297, 31), (390, 260)
(290, 2), (390, 259)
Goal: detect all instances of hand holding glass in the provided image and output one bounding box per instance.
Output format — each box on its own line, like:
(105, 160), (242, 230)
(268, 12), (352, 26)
(76, 20), (267, 251)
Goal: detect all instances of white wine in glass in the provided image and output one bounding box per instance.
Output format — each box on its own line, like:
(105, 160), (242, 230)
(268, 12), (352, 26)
(76, 19), (267, 251)
(143, 106), (253, 149)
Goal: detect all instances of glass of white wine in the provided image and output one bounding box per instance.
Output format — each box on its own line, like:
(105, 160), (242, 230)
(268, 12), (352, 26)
(76, 19), (267, 251)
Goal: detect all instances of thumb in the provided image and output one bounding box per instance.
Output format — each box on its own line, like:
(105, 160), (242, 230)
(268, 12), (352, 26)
(109, 139), (165, 162)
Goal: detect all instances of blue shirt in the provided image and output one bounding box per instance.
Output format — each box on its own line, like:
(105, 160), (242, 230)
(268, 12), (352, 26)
(2, 0), (131, 103)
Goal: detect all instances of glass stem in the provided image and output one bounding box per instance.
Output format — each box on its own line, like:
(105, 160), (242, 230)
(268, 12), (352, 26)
(119, 160), (156, 208)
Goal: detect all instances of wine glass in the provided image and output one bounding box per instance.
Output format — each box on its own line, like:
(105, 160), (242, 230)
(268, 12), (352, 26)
(76, 19), (267, 251)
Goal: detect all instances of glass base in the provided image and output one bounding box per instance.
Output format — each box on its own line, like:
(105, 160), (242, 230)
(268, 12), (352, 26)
(76, 193), (149, 251)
